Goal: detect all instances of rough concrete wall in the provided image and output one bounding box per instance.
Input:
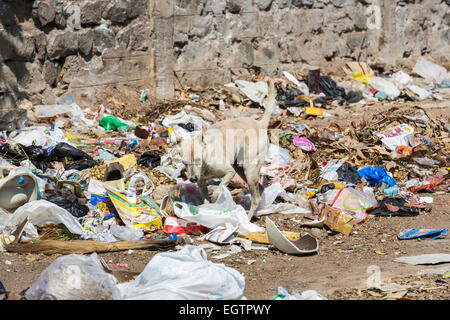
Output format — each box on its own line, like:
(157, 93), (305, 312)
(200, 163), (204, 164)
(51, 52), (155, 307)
(170, 0), (450, 90)
(0, 0), (154, 109)
(0, 0), (449, 108)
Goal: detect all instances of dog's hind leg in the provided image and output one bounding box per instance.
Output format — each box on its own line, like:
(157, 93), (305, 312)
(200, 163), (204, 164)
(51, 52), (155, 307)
(246, 164), (263, 220)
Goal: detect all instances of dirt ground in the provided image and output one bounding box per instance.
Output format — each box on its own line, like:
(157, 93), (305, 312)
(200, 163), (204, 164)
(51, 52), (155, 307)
(0, 87), (449, 300)
(1, 193), (448, 299)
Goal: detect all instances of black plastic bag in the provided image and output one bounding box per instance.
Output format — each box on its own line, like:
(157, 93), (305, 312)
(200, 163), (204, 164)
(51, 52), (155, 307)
(51, 143), (92, 162)
(320, 183), (336, 194)
(336, 162), (362, 184)
(345, 90), (363, 103)
(21, 145), (53, 172)
(367, 197), (419, 216)
(179, 123), (195, 132)
(138, 151), (161, 169)
(65, 159), (97, 171)
(0, 144), (25, 164)
(319, 76), (346, 98)
(46, 194), (90, 218)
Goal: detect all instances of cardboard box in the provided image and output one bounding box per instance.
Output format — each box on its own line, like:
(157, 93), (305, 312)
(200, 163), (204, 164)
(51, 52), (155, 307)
(319, 205), (355, 236)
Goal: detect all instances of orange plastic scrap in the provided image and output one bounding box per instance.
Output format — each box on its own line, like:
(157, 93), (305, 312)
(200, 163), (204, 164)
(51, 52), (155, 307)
(305, 107), (324, 116)
(396, 145), (413, 157)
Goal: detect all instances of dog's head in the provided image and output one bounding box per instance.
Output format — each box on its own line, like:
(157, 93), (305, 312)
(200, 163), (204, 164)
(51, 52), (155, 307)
(174, 135), (204, 183)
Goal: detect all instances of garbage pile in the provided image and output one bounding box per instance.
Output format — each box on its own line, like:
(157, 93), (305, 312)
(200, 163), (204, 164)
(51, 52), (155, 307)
(0, 57), (449, 300)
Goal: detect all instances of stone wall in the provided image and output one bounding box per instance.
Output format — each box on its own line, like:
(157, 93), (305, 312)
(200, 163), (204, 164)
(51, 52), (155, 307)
(0, 0), (153, 109)
(0, 0), (449, 109)
(169, 0), (450, 90)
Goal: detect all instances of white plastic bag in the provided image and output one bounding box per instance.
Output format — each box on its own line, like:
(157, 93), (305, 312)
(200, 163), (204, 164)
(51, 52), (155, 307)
(11, 200), (85, 235)
(407, 85), (431, 100)
(173, 185), (263, 235)
(369, 77), (400, 100)
(119, 245), (245, 300)
(235, 80), (268, 107)
(109, 224), (143, 241)
(389, 71), (412, 89)
(9, 126), (67, 147)
(265, 144), (292, 166)
(25, 253), (121, 300)
(255, 183), (311, 216)
(412, 57), (448, 84)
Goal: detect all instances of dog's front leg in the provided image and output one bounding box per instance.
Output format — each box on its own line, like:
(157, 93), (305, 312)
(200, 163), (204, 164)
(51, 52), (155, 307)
(210, 168), (236, 203)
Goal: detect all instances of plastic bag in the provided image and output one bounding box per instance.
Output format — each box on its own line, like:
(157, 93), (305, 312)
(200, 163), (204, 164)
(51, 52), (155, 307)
(51, 142), (93, 162)
(293, 137), (315, 152)
(255, 183), (311, 217)
(369, 77), (400, 100)
(336, 162), (361, 184)
(45, 194), (89, 218)
(408, 85), (431, 100)
(358, 166), (397, 186)
(99, 115), (130, 132)
(273, 286), (327, 300)
(34, 103), (83, 121)
(109, 224), (143, 241)
(373, 124), (415, 151)
(390, 71), (412, 89)
(11, 200), (85, 235)
(25, 253), (121, 300)
(235, 80), (268, 107)
(119, 245), (245, 300)
(137, 151), (161, 169)
(173, 185), (263, 235)
(265, 144), (292, 165)
(412, 57), (448, 84)
(9, 126), (67, 147)
(64, 159), (97, 171)
(127, 171), (154, 197)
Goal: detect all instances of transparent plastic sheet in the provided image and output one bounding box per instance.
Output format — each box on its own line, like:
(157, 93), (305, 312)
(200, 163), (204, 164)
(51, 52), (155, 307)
(255, 183), (311, 217)
(173, 185), (263, 235)
(25, 253), (121, 300)
(127, 171), (154, 197)
(119, 245), (245, 300)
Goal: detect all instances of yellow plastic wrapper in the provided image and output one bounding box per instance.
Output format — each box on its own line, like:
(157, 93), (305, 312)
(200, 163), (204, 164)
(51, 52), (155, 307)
(105, 187), (162, 232)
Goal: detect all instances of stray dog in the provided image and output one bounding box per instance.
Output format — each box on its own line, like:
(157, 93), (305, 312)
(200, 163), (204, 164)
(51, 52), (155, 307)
(177, 77), (276, 220)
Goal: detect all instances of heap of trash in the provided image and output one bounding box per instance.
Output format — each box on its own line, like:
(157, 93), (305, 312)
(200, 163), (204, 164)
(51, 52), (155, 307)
(0, 57), (449, 300)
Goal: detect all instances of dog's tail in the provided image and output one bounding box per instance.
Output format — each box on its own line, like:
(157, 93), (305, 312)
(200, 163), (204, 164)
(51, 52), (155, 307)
(260, 77), (276, 129)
